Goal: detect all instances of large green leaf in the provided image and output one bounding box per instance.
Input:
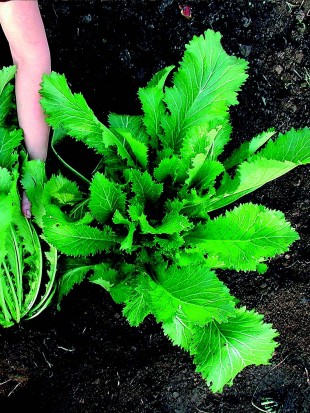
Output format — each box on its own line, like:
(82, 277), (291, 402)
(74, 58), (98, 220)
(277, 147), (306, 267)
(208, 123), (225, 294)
(207, 128), (310, 211)
(206, 158), (298, 212)
(146, 264), (235, 325)
(191, 307), (278, 392)
(254, 127), (310, 164)
(40, 72), (134, 164)
(161, 30), (248, 151)
(185, 203), (299, 271)
(43, 214), (117, 256)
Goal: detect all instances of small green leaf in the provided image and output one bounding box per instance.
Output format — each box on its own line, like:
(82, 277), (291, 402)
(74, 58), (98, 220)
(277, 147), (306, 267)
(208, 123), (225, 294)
(108, 114), (148, 144)
(185, 154), (224, 190)
(139, 210), (192, 235)
(0, 66), (16, 95)
(122, 275), (151, 326)
(181, 123), (232, 163)
(0, 167), (13, 194)
(89, 263), (118, 292)
(154, 156), (188, 183)
(0, 65), (16, 126)
(126, 169), (163, 203)
(0, 128), (23, 169)
(224, 129), (276, 169)
(139, 65), (174, 148)
(89, 172), (126, 223)
(57, 258), (93, 307)
(115, 129), (148, 169)
(112, 210), (136, 252)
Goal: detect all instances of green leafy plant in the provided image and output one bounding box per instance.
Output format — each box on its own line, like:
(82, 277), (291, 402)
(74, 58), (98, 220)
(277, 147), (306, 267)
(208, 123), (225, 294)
(25, 30), (310, 392)
(0, 66), (57, 327)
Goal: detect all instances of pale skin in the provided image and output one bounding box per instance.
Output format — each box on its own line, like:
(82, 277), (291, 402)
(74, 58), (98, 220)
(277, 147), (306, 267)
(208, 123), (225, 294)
(0, 0), (51, 218)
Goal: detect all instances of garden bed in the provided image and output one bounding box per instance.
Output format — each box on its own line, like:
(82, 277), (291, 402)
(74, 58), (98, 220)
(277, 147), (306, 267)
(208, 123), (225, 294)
(0, 1), (309, 412)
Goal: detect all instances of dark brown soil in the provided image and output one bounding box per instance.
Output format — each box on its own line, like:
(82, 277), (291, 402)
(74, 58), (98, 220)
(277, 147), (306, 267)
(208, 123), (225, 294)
(0, 1), (309, 412)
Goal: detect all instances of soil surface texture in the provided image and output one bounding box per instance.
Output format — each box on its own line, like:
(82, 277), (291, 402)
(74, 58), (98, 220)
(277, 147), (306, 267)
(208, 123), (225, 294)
(0, 1), (309, 412)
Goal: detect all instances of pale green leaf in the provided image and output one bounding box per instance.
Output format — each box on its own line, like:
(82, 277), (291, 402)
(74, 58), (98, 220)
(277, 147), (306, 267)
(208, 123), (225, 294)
(185, 154), (224, 190)
(206, 158), (298, 212)
(147, 264), (235, 325)
(42, 214), (117, 256)
(40, 72), (134, 164)
(89, 172), (126, 223)
(224, 129), (276, 169)
(161, 30), (248, 151)
(89, 263), (118, 291)
(254, 127), (310, 164)
(42, 174), (83, 206)
(179, 188), (213, 219)
(185, 203), (299, 271)
(139, 210), (192, 235)
(153, 155), (188, 183)
(0, 66), (16, 95)
(108, 113), (148, 144)
(191, 307), (278, 392)
(181, 122), (232, 164)
(146, 65), (175, 89)
(0, 167), (13, 194)
(115, 129), (148, 169)
(153, 233), (185, 252)
(0, 128), (23, 168)
(126, 169), (163, 203)
(162, 308), (194, 350)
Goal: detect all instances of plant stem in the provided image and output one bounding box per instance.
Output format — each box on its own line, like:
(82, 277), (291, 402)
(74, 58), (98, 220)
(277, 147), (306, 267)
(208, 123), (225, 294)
(51, 140), (91, 185)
